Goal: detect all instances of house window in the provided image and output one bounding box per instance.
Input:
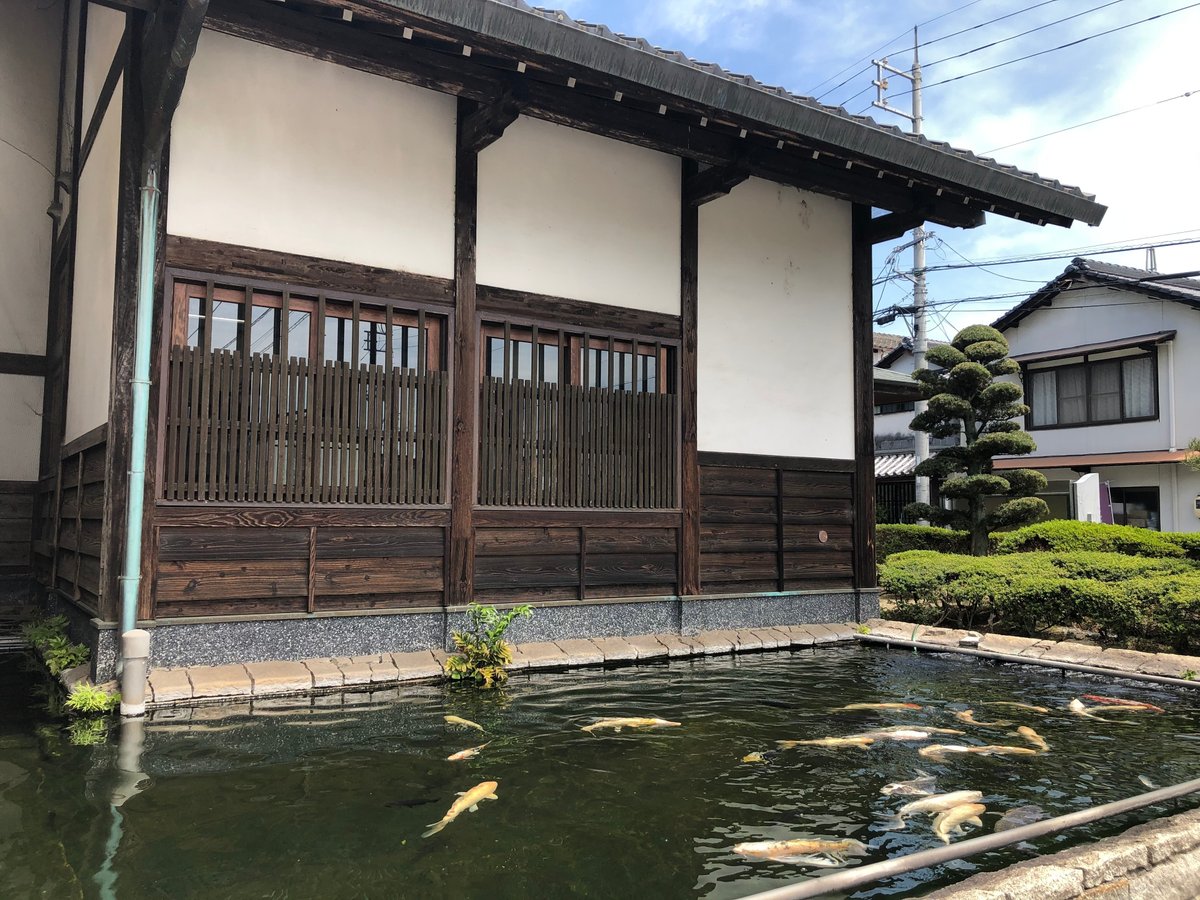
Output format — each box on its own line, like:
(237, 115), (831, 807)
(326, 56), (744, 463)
(1110, 486), (1160, 530)
(1027, 352), (1157, 428)
(874, 401), (915, 415)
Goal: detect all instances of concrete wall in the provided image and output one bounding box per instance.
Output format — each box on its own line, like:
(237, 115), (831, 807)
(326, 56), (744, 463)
(1037, 463), (1200, 534)
(697, 178), (854, 458)
(64, 3), (125, 444)
(0, 1), (62, 478)
(477, 115), (681, 314)
(168, 29), (456, 279)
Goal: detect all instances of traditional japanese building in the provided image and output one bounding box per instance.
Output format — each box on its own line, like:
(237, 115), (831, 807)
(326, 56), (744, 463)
(1, 0), (1106, 677)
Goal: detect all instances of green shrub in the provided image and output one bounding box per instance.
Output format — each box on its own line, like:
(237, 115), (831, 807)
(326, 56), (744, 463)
(993, 521), (1185, 558)
(445, 603), (533, 688)
(877, 524), (970, 559)
(43, 635), (90, 676)
(1163, 532), (1200, 561)
(21, 615), (69, 652)
(65, 683), (120, 715)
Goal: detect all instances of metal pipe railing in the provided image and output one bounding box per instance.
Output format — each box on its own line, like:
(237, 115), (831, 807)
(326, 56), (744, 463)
(736, 775), (1200, 900)
(856, 632), (1200, 690)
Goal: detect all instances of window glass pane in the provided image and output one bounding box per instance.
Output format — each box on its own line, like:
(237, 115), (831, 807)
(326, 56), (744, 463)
(1057, 367), (1086, 424)
(286, 310), (310, 360)
(1030, 370), (1057, 426)
(357, 321), (386, 366)
(249, 304), (278, 356)
(1089, 360), (1121, 422)
(642, 354), (657, 393)
(486, 336), (505, 378)
(587, 348), (610, 388)
(1122, 356), (1154, 418)
(186, 296), (204, 349)
(210, 299), (242, 352)
(540, 344), (559, 384)
(514, 341), (532, 381)
(323, 316), (353, 363)
(1111, 486), (1160, 530)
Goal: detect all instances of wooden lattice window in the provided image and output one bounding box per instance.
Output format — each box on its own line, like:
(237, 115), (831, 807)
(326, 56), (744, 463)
(477, 317), (678, 509)
(161, 273), (449, 505)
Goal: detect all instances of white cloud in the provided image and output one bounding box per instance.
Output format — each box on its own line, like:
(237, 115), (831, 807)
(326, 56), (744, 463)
(632, 0), (792, 47)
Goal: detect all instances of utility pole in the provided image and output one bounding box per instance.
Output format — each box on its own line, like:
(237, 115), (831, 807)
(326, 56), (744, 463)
(873, 28), (930, 508)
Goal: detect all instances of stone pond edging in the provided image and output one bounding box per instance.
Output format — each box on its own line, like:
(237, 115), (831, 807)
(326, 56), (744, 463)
(923, 806), (1200, 899)
(144, 622), (858, 708)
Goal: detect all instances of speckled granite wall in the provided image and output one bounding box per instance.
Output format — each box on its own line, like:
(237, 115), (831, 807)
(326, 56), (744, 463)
(49, 588), (875, 677)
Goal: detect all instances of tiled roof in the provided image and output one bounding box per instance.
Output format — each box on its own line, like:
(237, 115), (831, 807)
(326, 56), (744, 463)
(994, 257), (1200, 330)
(876, 453), (917, 478)
(873, 332), (905, 353)
(387, 0), (1106, 226)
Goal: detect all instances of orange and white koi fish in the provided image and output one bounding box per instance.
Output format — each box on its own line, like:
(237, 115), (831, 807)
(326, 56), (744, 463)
(834, 702), (922, 711)
(581, 716), (681, 733)
(446, 742), (490, 762)
(919, 744), (1038, 762)
(1082, 695), (1165, 713)
(423, 781), (499, 837)
(777, 736), (874, 750)
(1011, 726), (1049, 752)
(733, 838), (869, 866)
(954, 709), (1012, 727)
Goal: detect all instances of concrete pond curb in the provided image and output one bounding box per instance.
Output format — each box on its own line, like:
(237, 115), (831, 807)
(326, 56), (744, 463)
(144, 622), (860, 708)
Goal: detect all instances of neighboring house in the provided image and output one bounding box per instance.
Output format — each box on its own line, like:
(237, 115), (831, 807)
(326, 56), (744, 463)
(0, 0), (1104, 677)
(994, 258), (1200, 533)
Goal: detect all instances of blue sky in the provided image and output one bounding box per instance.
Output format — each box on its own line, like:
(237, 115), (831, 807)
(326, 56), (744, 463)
(556, 0), (1200, 340)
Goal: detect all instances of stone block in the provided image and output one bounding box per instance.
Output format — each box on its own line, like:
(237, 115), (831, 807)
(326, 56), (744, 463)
(511, 641), (569, 669)
(692, 630), (736, 654)
(187, 664), (252, 700)
(978, 632), (1041, 655)
(554, 639), (605, 666)
(625, 635), (670, 659)
(1067, 843), (1150, 888)
(1135, 652), (1200, 679)
(652, 634), (696, 657)
(1080, 881), (1132, 899)
(304, 659), (345, 689)
(368, 656), (399, 683)
(746, 628), (785, 650)
(147, 667), (193, 704)
(915, 625), (969, 647)
(590, 636), (639, 663)
(61, 662), (92, 691)
(335, 656), (375, 687)
(1038, 640), (1104, 666)
(862, 618), (915, 640)
(1144, 822), (1200, 864)
(806, 624), (843, 644)
(983, 864), (1084, 900)
(732, 630), (764, 652)
(244, 661), (312, 696)
(390, 650), (443, 680)
(821, 622), (858, 642)
(778, 625), (816, 647)
(1017, 639), (1058, 659)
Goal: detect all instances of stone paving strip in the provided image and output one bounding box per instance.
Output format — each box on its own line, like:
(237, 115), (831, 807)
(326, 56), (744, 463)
(862, 618), (1200, 682)
(145, 623), (858, 708)
(925, 806), (1200, 899)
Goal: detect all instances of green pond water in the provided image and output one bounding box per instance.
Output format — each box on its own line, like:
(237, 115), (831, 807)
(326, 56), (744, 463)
(3, 644), (1200, 899)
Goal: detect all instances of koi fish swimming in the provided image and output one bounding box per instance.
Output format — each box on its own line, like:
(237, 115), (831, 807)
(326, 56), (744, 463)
(422, 781), (499, 837)
(732, 838), (869, 867)
(581, 717), (681, 733)
(918, 744), (1039, 762)
(833, 702), (922, 711)
(889, 790), (984, 831)
(1082, 695), (1166, 713)
(444, 715), (486, 732)
(853, 727), (964, 742)
(983, 702), (1051, 714)
(954, 709), (1013, 727)
(1011, 726), (1050, 753)
(994, 804), (1047, 832)
(447, 742), (490, 762)
(777, 736), (874, 750)
(1068, 699), (1125, 723)
(880, 771), (938, 797)
(742, 751), (779, 764)
(933, 802), (986, 844)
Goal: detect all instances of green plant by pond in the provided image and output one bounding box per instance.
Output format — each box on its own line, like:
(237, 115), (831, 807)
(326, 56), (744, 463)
(21, 614), (91, 675)
(65, 682), (120, 715)
(21, 615), (69, 652)
(445, 603), (533, 688)
(66, 716), (109, 747)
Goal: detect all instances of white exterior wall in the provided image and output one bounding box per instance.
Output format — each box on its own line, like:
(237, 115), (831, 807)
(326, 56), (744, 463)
(477, 115), (680, 313)
(168, 29), (456, 278)
(0, 1), (62, 478)
(1037, 464), (1200, 534)
(64, 6), (126, 445)
(697, 177), (854, 458)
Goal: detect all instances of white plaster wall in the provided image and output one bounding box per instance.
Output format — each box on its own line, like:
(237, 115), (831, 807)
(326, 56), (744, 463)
(0, 0), (61, 358)
(1004, 287), (1198, 458)
(1022, 463), (1199, 533)
(477, 115), (680, 313)
(0, 377), (46, 481)
(697, 177), (853, 458)
(82, 3), (125, 127)
(168, 29), (456, 278)
(64, 84), (120, 444)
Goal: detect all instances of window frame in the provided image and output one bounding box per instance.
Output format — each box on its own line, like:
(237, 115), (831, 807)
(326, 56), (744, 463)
(1109, 485), (1161, 531)
(1023, 349), (1159, 431)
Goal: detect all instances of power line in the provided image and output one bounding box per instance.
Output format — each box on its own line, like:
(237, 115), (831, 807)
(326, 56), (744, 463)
(920, 0), (1065, 50)
(884, 2), (1200, 101)
(983, 87), (1199, 153)
(931, 236), (1049, 284)
(923, 0), (1132, 70)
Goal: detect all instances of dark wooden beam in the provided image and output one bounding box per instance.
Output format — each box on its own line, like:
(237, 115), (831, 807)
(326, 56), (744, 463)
(0, 352), (48, 377)
(448, 97), (479, 608)
(684, 161), (749, 207)
(477, 284), (680, 340)
(459, 80), (527, 153)
(679, 158), (700, 597)
(866, 204), (984, 244)
(696, 452), (856, 472)
(850, 204), (878, 593)
(140, 0), (209, 160)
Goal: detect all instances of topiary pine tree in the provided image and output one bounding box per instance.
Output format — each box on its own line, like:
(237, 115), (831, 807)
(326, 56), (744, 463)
(903, 324), (1049, 556)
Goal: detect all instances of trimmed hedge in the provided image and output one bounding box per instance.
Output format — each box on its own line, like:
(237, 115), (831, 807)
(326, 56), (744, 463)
(993, 520), (1186, 558)
(880, 549), (1200, 650)
(877, 524), (970, 559)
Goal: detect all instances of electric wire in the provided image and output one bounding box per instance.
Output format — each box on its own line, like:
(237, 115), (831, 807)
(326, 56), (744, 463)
(983, 87), (1199, 152)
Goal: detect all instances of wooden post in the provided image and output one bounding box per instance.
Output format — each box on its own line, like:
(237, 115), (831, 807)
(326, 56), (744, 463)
(679, 158), (700, 596)
(851, 204), (878, 590)
(448, 98), (479, 608)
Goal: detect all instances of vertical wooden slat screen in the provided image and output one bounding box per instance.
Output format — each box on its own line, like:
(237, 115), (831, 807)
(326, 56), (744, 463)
(477, 320), (678, 509)
(164, 344), (448, 505)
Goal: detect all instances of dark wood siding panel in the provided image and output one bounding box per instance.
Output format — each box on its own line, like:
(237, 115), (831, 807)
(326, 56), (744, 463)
(315, 526), (445, 558)
(314, 557), (444, 595)
(475, 527), (581, 556)
(475, 553), (580, 589)
(700, 494), (778, 525)
(780, 470), (852, 499)
(0, 482), (36, 574)
(157, 559), (309, 601)
(587, 527), (677, 554)
(700, 466), (776, 497)
(159, 526), (310, 560)
(584, 552), (676, 588)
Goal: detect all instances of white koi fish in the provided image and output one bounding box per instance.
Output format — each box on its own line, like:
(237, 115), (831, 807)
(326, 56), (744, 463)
(447, 742), (490, 762)
(733, 838), (868, 866)
(880, 771), (938, 797)
(955, 709), (1012, 727)
(1011, 726), (1049, 752)
(423, 781), (499, 837)
(581, 716), (681, 733)
(889, 790), (983, 831)
(933, 802), (986, 844)
(444, 715), (486, 732)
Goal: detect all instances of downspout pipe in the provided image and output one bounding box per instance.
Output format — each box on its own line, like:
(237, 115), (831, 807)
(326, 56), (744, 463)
(118, 0), (208, 699)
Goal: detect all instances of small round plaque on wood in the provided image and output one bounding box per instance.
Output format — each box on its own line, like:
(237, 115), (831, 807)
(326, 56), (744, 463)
(818, 530), (829, 543)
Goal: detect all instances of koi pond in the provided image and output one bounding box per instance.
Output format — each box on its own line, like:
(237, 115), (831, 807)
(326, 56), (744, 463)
(3, 644), (1200, 898)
